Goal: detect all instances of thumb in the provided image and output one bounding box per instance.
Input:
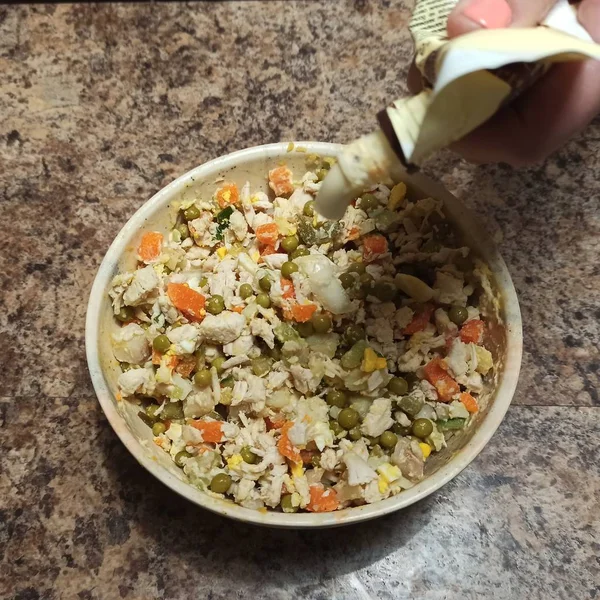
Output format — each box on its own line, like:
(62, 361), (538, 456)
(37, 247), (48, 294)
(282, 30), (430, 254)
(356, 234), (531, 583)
(447, 0), (559, 37)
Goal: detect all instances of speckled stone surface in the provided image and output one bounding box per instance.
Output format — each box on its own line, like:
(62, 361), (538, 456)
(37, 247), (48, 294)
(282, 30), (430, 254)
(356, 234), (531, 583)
(1, 2), (599, 599)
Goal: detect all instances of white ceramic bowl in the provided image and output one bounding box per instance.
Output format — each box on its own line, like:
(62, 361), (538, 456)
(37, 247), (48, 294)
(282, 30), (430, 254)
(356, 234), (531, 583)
(86, 142), (522, 528)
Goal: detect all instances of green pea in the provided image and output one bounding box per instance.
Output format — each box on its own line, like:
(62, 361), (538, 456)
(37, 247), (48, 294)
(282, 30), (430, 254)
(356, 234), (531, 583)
(290, 246), (310, 260)
(194, 368), (212, 388)
(239, 283), (253, 299)
(251, 357), (271, 376)
(339, 273), (355, 289)
(358, 193), (377, 211)
(380, 430), (398, 449)
(161, 402), (184, 420)
(280, 235), (299, 253)
(347, 263), (366, 275)
(311, 313), (332, 334)
(281, 261), (298, 278)
(221, 376), (235, 388)
(199, 277), (208, 288)
(326, 390), (347, 408)
(259, 277), (272, 292)
(398, 394), (424, 417)
(174, 450), (192, 468)
(145, 404), (161, 421)
(449, 306), (468, 326)
(303, 201), (315, 217)
(211, 356), (226, 374)
(183, 205), (201, 221)
(348, 427), (363, 441)
(116, 306), (135, 322)
(177, 223), (189, 240)
(412, 418), (433, 439)
(359, 273), (374, 286)
(329, 420), (344, 436)
(392, 422), (411, 436)
(210, 473), (232, 494)
(241, 446), (259, 464)
(256, 293), (271, 309)
(152, 422), (167, 436)
(206, 295), (225, 315)
(388, 377), (409, 396)
(297, 322), (314, 337)
(152, 335), (170, 354)
(341, 340), (368, 369)
(344, 325), (366, 346)
(281, 494), (298, 513)
(373, 282), (396, 302)
(338, 408), (360, 430)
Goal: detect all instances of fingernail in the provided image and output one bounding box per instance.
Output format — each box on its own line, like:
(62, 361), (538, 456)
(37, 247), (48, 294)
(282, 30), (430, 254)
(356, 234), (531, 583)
(462, 0), (512, 29)
(579, 0), (600, 41)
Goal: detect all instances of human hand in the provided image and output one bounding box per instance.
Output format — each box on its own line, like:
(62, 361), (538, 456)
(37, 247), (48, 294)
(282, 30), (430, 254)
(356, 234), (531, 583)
(410, 0), (600, 166)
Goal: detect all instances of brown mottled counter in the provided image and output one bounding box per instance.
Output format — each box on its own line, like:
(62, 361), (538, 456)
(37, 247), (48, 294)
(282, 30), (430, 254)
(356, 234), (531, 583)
(1, 2), (599, 599)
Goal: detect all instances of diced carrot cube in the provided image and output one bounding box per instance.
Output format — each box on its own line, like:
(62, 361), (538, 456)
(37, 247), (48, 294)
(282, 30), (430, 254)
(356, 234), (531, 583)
(291, 303), (317, 323)
(216, 184), (239, 208)
(266, 417), (286, 431)
(277, 421), (302, 463)
(281, 277), (295, 300)
(460, 392), (479, 414)
(307, 484), (339, 512)
(167, 283), (206, 322)
(190, 420), (223, 443)
(255, 222), (279, 246)
(231, 305), (244, 314)
(423, 357), (460, 402)
(460, 319), (484, 344)
(175, 355), (197, 378)
(138, 231), (163, 262)
(362, 234), (388, 262)
(403, 303), (435, 336)
(268, 166), (295, 196)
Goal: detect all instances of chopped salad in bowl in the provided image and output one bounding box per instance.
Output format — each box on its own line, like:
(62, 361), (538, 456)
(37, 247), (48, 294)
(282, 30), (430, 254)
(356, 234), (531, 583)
(87, 142), (521, 526)
(105, 150), (502, 516)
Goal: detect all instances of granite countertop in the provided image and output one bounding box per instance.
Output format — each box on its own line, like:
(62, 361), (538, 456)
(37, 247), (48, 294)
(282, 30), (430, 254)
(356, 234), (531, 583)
(1, 2), (599, 599)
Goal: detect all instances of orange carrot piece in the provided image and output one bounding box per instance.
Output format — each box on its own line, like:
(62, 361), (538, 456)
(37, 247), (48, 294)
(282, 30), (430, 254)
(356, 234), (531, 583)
(167, 283), (206, 322)
(460, 392), (479, 414)
(231, 305), (244, 314)
(277, 421), (302, 463)
(268, 166), (295, 196)
(423, 357), (460, 402)
(291, 303), (317, 323)
(216, 183), (239, 208)
(460, 319), (485, 344)
(260, 244), (277, 259)
(266, 417), (286, 432)
(307, 484), (339, 513)
(348, 226), (361, 241)
(403, 303), (435, 336)
(281, 277), (295, 300)
(175, 355), (197, 377)
(190, 420), (223, 443)
(362, 234), (388, 262)
(138, 231), (163, 262)
(152, 348), (162, 365)
(167, 355), (180, 370)
(255, 222), (279, 246)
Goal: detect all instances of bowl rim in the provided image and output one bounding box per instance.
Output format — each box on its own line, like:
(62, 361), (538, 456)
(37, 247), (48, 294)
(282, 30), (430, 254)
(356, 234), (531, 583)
(85, 141), (522, 528)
